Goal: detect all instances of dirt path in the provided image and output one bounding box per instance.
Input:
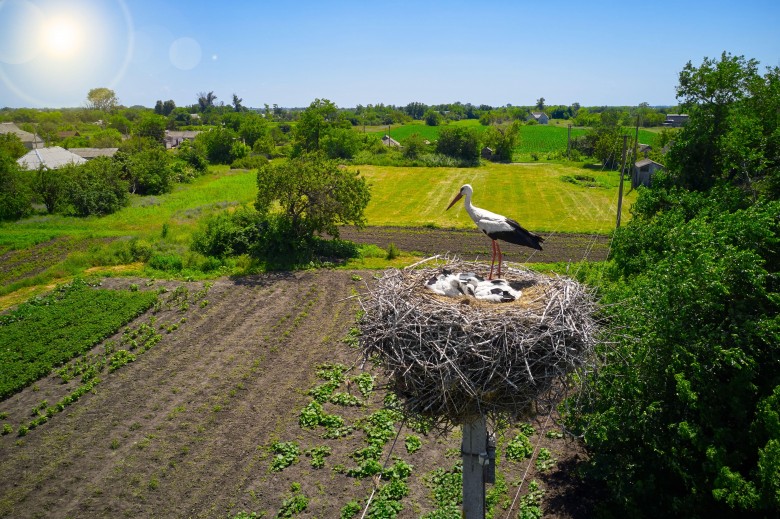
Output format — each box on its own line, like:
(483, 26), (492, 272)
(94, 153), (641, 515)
(0, 272), (593, 518)
(338, 226), (611, 264)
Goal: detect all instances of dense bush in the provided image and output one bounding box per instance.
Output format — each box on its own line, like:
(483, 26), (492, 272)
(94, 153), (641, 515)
(570, 53), (780, 517)
(0, 152), (33, 221)
(436, 126), (480, 166)
(66, 157), (129, 216)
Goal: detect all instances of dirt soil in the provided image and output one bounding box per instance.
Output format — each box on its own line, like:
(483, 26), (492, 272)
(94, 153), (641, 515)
(338, 226), (610, 264)
(0, 270), (596, 519)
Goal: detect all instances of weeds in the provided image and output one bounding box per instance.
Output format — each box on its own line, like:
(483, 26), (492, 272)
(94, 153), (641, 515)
(275, 482), (308, 518)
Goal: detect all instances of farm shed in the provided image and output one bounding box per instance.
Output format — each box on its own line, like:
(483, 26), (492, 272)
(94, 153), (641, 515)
(663, 114), (689, 127)
(527, 112), (549, 124)
(69, 148), (119, 160)
(164, 130), (201, 149)
(638, 143), (652, 157)
(16, 146), (87, 170)
(633, 158), (664, 188)
(481, 146), (494, 160)
(0, 122), (44, 150)
(381, 134), (402, 147)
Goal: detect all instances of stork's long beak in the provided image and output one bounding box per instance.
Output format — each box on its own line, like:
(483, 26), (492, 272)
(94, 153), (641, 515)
(446, 192), (463, 211)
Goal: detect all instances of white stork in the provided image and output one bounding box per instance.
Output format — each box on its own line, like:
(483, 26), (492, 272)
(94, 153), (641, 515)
(446, 184), (544, 279)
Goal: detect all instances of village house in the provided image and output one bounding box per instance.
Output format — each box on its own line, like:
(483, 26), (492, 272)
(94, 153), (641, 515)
(164, 130), (201, 149)
(0, 122), (44, 150)
(381, 134), (401, 147)
(68, 148), (119, 160)
(527, 112), (549, 124)
(16, 146), (87, 170)
(663, 114), (689, 127)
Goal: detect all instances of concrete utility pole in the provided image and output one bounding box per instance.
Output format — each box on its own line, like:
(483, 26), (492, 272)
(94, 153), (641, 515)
(462, 416), (488, 519)
(616, 135), (628, 228)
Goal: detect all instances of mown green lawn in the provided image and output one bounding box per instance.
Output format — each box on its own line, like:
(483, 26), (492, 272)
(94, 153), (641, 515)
(357, 162), (635, 234)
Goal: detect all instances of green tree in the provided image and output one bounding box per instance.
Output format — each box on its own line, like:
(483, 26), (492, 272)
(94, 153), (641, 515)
(255, 154), (370, 240)
(292, 99), (350, 155)
(321, 127), (361, 159)
(197, 91), (218, 112)
(134, 113), (167, 143)
(33, 165), (69, 213)
(0, 133), (27, 160)
(66, 158), (128, 216)
(125, 148), (173, 195)
(195, 127), (241, 164)
(535, 97), (545, 111)
(570, 53), (780, 517)
(0, 153), (32, 220)
(423, 109), (441, 126)
(86, 87), (119, 113)
(483, 121), (521, 162)
(403, 133), (426, 159)
(436, 126), (480, 165)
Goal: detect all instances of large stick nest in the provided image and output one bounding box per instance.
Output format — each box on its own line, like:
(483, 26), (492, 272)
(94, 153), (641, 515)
(358, 257), (599, 429)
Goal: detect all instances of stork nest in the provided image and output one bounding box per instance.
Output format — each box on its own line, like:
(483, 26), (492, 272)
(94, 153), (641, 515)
(358, 257), (599, 429)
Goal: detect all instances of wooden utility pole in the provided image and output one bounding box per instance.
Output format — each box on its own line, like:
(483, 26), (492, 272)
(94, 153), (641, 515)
(462, 416), (488, 519)
(567, 124), (572, 160)
(616, 135), (628, 228)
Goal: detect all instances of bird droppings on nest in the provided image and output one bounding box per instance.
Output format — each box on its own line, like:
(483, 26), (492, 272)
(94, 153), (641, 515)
(358, 256), (600, 431)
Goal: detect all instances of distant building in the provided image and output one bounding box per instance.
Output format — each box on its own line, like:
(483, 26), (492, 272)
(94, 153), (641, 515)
(527, 112), (549, 124)
(381, 134), (401, 147)
(481, 146), (494, 160)
(68, 148), (119, 160)
(633, 158), (664, 188)
(17, 146), (87, 170)
(0, 122), (44, 150)
(638, 143), (652, 157)
(57, 130), (81, 139)
(164, 130), (201, 149)
(663, 114), (689, 127)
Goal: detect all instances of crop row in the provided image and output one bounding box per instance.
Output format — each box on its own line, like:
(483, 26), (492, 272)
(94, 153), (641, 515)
(0, 279), (158, 399)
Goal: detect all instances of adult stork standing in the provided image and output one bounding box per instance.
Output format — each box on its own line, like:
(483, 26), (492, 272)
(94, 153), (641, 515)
(446, 184), (544, 279)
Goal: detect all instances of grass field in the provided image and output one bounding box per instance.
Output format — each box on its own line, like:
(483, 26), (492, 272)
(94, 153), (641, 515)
(380, 120), (661, 159)
(357, 162), (635, 234)
(0, 166), (256, 252)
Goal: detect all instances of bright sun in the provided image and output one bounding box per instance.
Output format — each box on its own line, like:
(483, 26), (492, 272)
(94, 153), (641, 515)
(42, 17), (81, 58)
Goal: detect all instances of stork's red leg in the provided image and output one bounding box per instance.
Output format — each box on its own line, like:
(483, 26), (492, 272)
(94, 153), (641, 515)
(489, 240), (497, 279)
(496, 242), (503, 278)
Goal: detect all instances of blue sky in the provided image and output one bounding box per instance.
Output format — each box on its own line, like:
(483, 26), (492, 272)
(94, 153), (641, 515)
(1, 0), (779, 109)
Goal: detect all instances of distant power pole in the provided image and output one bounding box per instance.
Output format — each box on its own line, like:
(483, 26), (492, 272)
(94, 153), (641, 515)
(616, 135), (628, 228)
(567, 124), (572, 160)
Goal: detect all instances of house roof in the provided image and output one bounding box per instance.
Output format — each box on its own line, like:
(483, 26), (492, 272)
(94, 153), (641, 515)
(165, 130), (201, 139)
(381, 134), (401, 147)
(0, 122), (41, 144)
(530, 112), (547, 118)
(17, 146), (87, 170)
(68, 148), (119, 159)
(635, 158), (663, 168)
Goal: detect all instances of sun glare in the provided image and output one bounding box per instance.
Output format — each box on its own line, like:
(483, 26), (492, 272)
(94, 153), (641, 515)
(42, 17), (81, 58)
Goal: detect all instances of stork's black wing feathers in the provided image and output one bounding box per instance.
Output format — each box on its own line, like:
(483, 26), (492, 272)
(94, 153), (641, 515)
(490, 218), (544, 250)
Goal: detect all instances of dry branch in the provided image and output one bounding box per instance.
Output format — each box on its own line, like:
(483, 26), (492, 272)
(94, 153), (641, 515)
(358, 257), (599, 430)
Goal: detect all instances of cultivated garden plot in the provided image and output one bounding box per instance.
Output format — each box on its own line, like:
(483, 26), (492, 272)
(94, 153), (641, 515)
(0, 270), (593, 518)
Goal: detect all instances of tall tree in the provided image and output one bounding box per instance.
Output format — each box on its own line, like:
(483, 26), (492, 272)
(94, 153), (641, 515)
(535, 97), (546, 111)
(86, 87), (119, 113)
(197, 91), (218, 112)
(232, 93), (244, 112)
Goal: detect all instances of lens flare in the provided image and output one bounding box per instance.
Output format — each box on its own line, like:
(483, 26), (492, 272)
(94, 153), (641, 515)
(42, 17), (81, 58)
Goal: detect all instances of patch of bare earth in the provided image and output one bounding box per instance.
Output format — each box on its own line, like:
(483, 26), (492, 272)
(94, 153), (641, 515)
(0, 271), (594, 518)
(337, 226), (610, 264)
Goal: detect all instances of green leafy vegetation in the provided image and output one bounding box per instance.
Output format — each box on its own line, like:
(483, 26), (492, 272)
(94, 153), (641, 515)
(270, 441), (301, 472)
(0, 279), (156, 398)
(505, 432), (534, 462)
(275, 482), (308, 518)
(569, 52), (780, 516)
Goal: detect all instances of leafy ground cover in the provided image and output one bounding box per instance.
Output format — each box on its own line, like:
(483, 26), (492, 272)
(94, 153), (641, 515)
(0, 278), (157, 399)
